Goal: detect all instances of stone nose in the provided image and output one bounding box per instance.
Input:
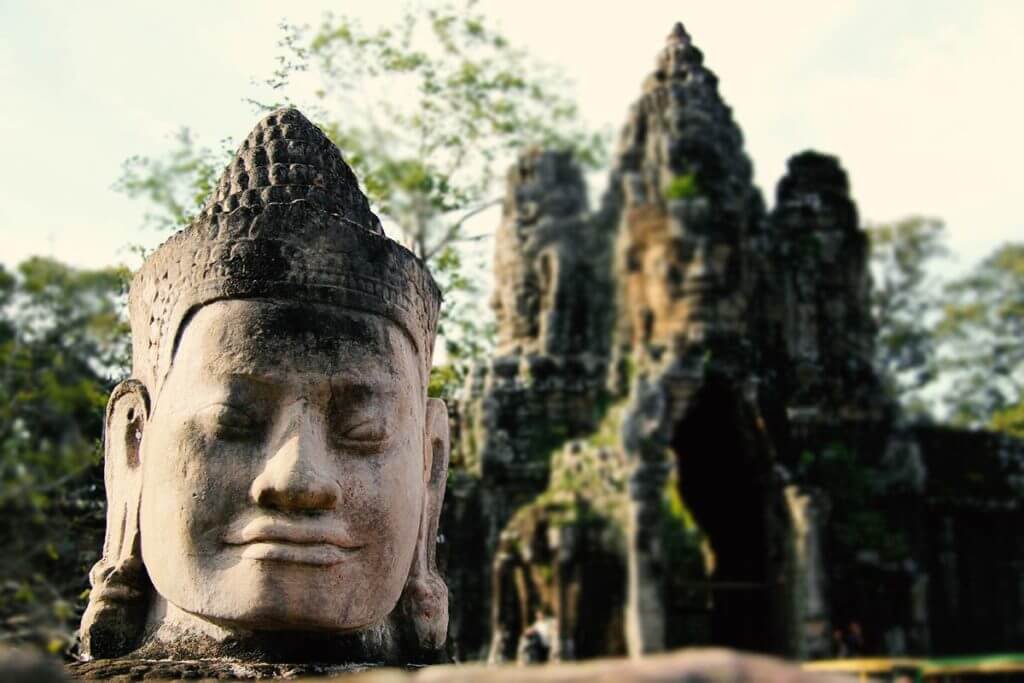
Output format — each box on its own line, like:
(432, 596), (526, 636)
(250, 401), (340, 512)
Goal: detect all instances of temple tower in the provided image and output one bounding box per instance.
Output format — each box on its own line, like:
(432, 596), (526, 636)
(446, 148), (614, 661)
(768, 150), (879, 424)
(603, 23), (787, 656)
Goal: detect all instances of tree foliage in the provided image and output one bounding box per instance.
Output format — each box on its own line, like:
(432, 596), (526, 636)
(287, 3), (605, 257)
(867, 217), (948, 418)
(0, 258), (129, 500)
(869, 217), (1024, 436)
(114, 128), (232, 235)
(115, 2), (606, 389)
(0, 258), (129, 653)
(938, 243), (1024, 431)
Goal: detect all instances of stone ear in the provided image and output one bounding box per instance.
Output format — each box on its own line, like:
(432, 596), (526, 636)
(395, 397), (450, 661)
(80, 380), (151, 659)
(105, 379), (148, 470)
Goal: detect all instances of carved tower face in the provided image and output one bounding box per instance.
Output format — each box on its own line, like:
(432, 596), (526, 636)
(491, 149), (588, 357)
(139, 301), (425, 631)
(491, 148), (589, 358)
(771, 150), (875, 410)
(616, 24), (756, 355)
(626, 203), (743, 349)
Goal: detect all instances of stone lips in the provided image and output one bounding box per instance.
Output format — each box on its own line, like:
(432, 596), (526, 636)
(129, 108), (440, 391)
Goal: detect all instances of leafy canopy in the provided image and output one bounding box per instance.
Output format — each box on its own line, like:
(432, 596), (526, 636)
(869, 217), (1024, 435)
(867, 216), (948, 418)
(115, 2), (606, 389)
(938, 243), (1024, 431)
(0, 258), (128, 653)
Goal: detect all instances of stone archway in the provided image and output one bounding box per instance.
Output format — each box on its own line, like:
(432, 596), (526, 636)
(669, 378), (776, 653)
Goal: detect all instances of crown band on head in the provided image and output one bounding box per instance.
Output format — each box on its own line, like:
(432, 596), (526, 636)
(128, 108), (441, 390)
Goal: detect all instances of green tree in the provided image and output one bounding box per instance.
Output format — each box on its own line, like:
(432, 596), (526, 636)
(868, 216), (948, 417)
(938, 243), (1024, 432)
(116, 2), (605, 392)
(0, 257), (130, 499)
(115, 128), (230, 235)
(0, 257), (130, 653)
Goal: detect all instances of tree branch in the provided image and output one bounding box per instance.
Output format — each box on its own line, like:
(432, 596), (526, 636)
(423, 197), (501, 261)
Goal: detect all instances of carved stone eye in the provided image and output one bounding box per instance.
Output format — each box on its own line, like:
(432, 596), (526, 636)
(333, 421), (389, 455)
(204, 405), (263, 442)
(340, 422), (384, 443)
(668, 265), (683, 288)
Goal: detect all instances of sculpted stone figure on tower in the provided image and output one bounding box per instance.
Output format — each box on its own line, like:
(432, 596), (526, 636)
(612, 23), (762, 372)
(76, 108), (449, 671)
(769, 150), (879, 418)
(491, 148), (596, 360)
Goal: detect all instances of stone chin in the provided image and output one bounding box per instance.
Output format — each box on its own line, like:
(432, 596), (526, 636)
(146, 546), (408, 634)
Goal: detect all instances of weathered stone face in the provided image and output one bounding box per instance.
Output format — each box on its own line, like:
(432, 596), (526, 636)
(491, 149), (592, 358)
(768, 151), (877, 415)
(612, 24), (757, 360)
(140, 300), (425, 633)
(623, 202), (743, 350)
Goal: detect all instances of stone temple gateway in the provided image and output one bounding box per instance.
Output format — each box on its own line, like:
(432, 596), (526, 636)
(64, 21), (1024, 678)
(443, 23), (1024, 662)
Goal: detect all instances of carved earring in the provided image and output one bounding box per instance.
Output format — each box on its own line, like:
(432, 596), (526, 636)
(80, 380), (152, 659)
(395, 397), (450, 661)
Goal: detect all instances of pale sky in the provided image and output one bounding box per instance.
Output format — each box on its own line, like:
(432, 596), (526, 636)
(1, 1), (1021, 276)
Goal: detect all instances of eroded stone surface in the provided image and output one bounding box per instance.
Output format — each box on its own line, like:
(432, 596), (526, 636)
(444, 148), (615, 662)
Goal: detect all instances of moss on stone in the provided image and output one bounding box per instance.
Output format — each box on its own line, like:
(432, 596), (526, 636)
(659, 458), (706, 572)
(798, 442), (909, 562)
(503, 398), (633, 555)
(663, 172), (701, 201)
(588, 400), (628, 449)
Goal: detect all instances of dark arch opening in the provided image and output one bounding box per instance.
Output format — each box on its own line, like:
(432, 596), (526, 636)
(670, 378), (773, 653)
(573, 514), (629, 659)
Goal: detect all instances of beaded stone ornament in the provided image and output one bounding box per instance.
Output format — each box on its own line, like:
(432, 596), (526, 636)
(128, 107), (441, 391)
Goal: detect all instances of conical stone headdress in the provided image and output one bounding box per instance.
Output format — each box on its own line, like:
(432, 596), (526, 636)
(129, 108), (441, 391)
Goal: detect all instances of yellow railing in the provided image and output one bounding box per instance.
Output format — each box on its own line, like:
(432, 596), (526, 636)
(803, 658), (922, 682)
(803, 654), (1024, 681)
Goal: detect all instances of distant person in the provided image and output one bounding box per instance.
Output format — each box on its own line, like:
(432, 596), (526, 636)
(846, 621), (865, 656)
(832, 628), (849, 658)
(519, 610), (555, 664)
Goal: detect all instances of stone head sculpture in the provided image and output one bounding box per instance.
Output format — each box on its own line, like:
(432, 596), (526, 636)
(80, 108), (449, 664)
